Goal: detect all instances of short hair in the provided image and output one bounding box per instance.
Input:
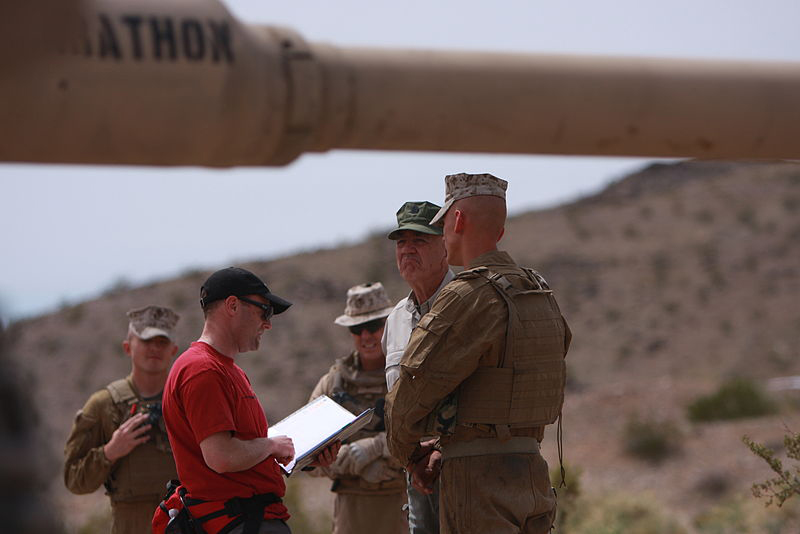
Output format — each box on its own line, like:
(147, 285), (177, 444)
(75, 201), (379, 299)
(202, 298), (223, 318)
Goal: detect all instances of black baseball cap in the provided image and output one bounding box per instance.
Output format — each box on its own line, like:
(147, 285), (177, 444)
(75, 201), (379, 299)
(200, 267), (292, 314)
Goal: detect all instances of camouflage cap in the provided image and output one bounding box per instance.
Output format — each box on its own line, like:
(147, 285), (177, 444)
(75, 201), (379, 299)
(334, 282), (394, 327)
(387, 201), (444, 240)
(127, 305), (180, 342)
(429, 172), (508, 226)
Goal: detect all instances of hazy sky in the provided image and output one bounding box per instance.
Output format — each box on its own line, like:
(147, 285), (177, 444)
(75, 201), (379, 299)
(1, 0), (798, 320)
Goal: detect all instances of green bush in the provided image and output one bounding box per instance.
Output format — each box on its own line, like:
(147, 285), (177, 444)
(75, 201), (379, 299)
(551, 462), (582, 531)
(695, 495), (800, 533)
(688, 378), (777, 422)
(743, 429), (800, 507)
(622, 416), (681, 464)
(562, 494), (687, 534)
(77, 508), (112, 534)
(283, 477), (331, 534)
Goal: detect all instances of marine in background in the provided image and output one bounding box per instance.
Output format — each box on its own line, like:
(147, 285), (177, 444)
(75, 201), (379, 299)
(382, 200), (455, 534)
(308, 282), (407, 534)
(386, 173), (572, 534)
(64, 305), (180, 534)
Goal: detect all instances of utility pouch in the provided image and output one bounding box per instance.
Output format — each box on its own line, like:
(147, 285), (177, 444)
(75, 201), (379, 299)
(154, 481), (206, 534)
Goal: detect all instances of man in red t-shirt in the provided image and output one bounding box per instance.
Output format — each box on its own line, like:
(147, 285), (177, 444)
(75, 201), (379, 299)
(161, 267), (339, 534)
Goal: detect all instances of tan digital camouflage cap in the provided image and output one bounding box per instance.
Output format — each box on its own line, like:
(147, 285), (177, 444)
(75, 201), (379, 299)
(127, 305), (179, 342)
(429, 172), (508, 226)
(387, 201), (444, 240)
(334, 282), (394, 327)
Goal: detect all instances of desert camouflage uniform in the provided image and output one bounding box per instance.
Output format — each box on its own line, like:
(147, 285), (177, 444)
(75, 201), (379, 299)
(308, 351), (406, 534)
(64, 376), (177, 534)
(386, 250), (571, 534)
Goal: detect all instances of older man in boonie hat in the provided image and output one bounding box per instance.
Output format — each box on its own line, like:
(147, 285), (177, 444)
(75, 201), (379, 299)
(308, 282), (407, 534)
(65, 305), (181, 534)
(387, 173), (572, 534)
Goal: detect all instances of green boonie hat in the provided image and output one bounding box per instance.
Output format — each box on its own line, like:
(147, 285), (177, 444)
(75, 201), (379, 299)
(387, 201), (444, 240)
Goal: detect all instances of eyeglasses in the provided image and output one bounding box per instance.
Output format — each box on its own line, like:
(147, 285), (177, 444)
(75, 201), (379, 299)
(348, 319), (385, 335)
(238, 297), (274, 322)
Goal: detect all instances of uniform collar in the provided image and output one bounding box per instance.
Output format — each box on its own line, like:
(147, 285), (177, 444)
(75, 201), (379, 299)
(467, 250), (515, 269)
(405, 269), (456, 316)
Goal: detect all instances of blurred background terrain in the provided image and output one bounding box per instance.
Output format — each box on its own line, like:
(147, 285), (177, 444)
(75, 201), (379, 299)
(4, 160), (800, 532)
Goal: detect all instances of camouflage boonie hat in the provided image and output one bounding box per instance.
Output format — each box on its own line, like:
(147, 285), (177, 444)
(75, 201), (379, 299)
(387, 201), (444, 240)
(334, 282), (394, 327)
(429, 173), (508, 226)
(127, 306), (180, 342)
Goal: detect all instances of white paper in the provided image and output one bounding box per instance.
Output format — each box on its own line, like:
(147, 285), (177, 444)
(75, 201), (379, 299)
(268, 395), (373, 474)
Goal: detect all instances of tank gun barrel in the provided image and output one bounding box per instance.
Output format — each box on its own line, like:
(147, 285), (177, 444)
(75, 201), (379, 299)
(1, 0), (799, 167)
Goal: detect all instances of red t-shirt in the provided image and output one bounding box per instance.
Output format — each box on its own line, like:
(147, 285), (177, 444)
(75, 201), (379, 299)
(163, 342), (288, 531)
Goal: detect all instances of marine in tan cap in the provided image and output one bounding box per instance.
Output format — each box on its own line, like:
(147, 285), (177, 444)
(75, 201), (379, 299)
(386, 173), (572, 534)
(308, 282), (407, 534)
(64, 305), (181, 534)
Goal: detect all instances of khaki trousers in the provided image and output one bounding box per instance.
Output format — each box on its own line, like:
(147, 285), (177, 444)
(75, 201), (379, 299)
(332, 492), (408, 534)
(111, 498), (160, 534)
(439, 453), (556, 534)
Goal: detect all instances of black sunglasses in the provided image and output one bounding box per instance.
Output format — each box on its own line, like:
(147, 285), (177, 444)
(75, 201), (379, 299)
(238, 297), (274, 321)
(348, 319), (385, 335)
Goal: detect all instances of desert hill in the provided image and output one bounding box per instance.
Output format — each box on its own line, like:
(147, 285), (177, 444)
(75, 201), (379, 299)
(5, 160), (800, 532)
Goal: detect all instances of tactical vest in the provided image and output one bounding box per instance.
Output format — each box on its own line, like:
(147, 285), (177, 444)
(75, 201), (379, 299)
(455, 265), (569, 431)
(325, 353), (404, 494)
(328, 352), (387, 443)
(105, 378), (178, 503)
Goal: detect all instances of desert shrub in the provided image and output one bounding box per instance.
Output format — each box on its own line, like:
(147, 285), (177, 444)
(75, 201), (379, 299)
(695, 471), (731, 499)
(563, 493), (687, 534)
(719, 319), (733, 335)
(38, 336), (62, 356)
(551, 462), (582, 530)
(169, 289), (188, 309)
(737, 206), (758, 230)
(63, 302), (86, 325)
(616, 344), (633, 363)
(688, 378), (777, 422)
(622, 223), (639, 239)
(605, 308), (621, 323)
(695, 243), (726, 289)
(694, 209), (715, 224)
(694, 495), (800, 533)
(283, 477), (332, 534)
(650, 252), (671, 283)
(622, 415), (681, 464)
(101, 277), (132, 296)
(783, 196), (800, 213)
(77, 508), (112, 534)
(743, 429), (800, 507)
(662, 301), (680, 315)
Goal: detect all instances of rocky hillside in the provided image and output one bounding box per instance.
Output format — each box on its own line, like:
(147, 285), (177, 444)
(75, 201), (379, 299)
(5, 161), (800, 532)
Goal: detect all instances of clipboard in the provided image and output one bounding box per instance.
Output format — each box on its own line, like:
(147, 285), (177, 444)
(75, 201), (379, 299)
(268, 395), (374, 475)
